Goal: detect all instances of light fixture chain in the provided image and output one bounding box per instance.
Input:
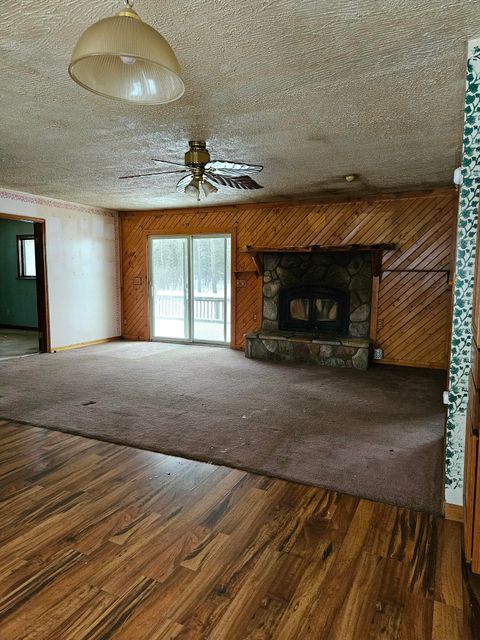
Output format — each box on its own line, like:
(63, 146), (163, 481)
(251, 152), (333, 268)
(124, 0), (134, 8)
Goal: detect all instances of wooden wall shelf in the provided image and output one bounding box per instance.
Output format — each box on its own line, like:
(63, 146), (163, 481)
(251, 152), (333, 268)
(243, 243), (397, 254)
(243, 244), (397, 277)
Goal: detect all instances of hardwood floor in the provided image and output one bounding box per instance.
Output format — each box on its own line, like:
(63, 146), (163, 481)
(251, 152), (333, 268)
(0, 420), (469, 639)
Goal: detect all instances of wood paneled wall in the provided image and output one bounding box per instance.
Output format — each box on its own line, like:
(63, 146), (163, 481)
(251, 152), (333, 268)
(120, 188), (457, 369)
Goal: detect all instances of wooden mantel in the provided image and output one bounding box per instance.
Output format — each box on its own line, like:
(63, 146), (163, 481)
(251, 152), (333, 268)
(243, 243), (397, 277)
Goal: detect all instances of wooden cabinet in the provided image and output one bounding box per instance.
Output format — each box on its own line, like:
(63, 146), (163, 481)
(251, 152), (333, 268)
(465, 340), (480, 572)
(464, 409), (479, 568)
(464, 219), (480, 573)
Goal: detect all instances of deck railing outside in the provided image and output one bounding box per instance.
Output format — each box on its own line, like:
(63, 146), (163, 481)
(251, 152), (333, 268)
(155, 290), (224, 323)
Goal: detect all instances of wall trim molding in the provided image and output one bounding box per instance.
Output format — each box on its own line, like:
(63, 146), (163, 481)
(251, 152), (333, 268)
(375, 359), (447, 370)
(0, 324), (38, 331)
(0, 188), (116, 218)
(51, 337), (121, 352)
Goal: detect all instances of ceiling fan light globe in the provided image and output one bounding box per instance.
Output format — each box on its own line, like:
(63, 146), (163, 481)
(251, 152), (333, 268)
(69, 7), (184, 105)
(201, 180), (218, 197)
(185, 180), (200, 200)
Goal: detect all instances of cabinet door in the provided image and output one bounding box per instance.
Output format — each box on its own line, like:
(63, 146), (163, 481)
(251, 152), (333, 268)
(464, 413), (478, 564)
(465, 209), (480, 573)
(473, 219), (480, 346)
(469, 370), (480, 431)
(471, 335), (480, 395)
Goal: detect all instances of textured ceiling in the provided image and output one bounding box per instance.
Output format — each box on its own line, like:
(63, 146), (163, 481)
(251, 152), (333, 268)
(0, 1), (478, 210)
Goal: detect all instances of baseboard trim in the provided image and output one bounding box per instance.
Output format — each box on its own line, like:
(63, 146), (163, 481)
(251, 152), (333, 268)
(444, 502), (464, 522)
(374, 358), (446, 370)
(0, 324), (39, 331)
(51, 337), (121, 352)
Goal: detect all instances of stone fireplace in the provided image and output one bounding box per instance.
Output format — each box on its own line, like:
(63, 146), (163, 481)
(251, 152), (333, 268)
(245, 249), (374, 369)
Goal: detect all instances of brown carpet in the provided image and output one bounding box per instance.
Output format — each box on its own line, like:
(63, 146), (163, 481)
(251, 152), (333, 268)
(0, 341), (446, 513)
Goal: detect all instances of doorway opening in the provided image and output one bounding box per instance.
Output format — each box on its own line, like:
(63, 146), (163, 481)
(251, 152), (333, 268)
(149, 235), (231, 345)
(0, 214), (49, 358)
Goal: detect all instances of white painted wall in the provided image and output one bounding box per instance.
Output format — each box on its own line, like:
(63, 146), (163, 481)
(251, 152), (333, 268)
(0, 188), (120, 349)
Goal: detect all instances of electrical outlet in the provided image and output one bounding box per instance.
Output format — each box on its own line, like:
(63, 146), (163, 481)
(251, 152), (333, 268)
(377, 319), (384, 330)
(236, 280), (246, 288)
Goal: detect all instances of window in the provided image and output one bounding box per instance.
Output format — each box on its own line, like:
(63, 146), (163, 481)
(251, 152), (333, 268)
(17, 236), (36, 279)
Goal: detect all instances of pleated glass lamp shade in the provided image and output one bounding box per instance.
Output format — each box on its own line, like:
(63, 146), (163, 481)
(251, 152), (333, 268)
(69, 7), (184, 105)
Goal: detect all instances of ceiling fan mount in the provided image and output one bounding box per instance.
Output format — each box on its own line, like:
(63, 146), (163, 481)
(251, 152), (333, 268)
(120, 140), (264, 200)
(184, 140), (211, 168)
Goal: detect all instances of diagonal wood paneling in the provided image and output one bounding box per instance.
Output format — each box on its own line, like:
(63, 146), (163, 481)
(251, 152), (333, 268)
(120, 189), (457, 368)
(376, 271), (452, 367)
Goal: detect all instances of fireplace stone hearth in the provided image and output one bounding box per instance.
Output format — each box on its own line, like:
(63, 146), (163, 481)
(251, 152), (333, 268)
(244, 330), (370, 369)
(245, 250), (373, 370)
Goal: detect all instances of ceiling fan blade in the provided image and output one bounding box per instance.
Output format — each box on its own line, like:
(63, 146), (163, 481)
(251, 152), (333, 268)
(119, 170), (187, 179)
(176, 174), (194, 193)
(205, 173), (263, 190)
(205, 160), (263, 176)
(152, 158), (187, 167)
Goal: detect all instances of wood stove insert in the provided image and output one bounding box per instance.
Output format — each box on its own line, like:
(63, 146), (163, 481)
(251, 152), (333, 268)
(279, 285), (350, 335)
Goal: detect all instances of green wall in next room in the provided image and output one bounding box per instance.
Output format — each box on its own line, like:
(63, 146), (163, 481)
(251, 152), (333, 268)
(0, 219), (37, 328)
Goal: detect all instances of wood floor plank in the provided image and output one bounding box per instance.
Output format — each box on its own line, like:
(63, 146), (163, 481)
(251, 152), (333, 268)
(432, 601), (465, 640)
(273, 531), (345, 639)
(398, 594), (434, 640)
(18, 583), (100, 640)
(366, 600), (403, 640)
(325, 552), (385, 640)
(434, 519), (464, 609)
(0, 421), (470, 639)
(0, 543), (118, 637)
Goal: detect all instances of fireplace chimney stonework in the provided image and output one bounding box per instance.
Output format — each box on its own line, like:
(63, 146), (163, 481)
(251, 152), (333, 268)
(245, 251), (372, 370)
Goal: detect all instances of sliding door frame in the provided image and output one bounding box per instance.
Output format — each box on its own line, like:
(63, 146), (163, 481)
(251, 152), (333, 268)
(148, 233), (232, 346)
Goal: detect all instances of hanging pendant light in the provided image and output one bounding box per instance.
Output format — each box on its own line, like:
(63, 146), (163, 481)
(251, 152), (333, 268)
(69, 0), (184, 105)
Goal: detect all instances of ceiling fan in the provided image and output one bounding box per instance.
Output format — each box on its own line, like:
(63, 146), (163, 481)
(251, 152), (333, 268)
(120, 140), (263, 200)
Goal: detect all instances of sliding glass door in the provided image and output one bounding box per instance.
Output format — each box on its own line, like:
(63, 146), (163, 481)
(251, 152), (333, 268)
(149, 235), (231, 345)
(150, 237), (190, 340)
(192, 236), (231, 342)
